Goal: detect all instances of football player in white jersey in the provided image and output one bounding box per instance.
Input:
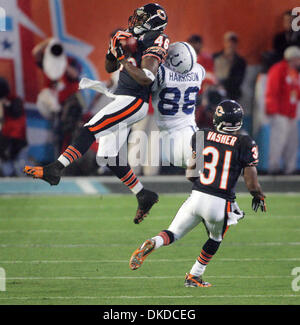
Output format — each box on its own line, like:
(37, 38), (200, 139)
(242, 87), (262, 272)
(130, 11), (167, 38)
(151, 41), (206, 167)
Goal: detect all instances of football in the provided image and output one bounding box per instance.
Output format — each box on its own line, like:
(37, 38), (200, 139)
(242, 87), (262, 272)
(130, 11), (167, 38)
(120, 36), (138, 55)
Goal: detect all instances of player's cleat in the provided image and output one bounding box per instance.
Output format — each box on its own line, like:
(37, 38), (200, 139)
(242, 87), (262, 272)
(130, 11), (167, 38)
(23, 161), (63, 186)
(134, 189), (159, 224)
(184, 273), (212, 287)
(129, 239), (155, 270)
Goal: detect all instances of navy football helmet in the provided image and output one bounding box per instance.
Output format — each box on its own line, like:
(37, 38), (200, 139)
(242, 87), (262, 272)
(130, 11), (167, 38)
(213, 100), (244, 133)
(128, 3), (168, 36)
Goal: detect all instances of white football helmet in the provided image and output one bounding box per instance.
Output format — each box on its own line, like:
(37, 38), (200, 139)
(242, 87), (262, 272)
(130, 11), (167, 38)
(165, 42), (197, 74)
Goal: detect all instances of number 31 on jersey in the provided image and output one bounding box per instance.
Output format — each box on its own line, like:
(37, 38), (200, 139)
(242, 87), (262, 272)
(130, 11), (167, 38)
(200, 147), (232, 190)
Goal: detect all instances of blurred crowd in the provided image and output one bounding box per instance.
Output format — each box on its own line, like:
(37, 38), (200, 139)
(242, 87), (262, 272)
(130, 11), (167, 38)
(1, 9), (300, 177)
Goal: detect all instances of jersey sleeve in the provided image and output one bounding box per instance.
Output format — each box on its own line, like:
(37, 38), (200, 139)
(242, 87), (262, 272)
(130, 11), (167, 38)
(196, 63), (206, 83)
(141, 31), (169, 63)
(240, 136), (259, 167)
(151, 64), (166, 93)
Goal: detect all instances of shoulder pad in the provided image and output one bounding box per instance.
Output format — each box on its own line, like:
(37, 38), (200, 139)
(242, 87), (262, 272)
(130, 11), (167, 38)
(239, 134), (256, 147)
(194, 63), (206, 80)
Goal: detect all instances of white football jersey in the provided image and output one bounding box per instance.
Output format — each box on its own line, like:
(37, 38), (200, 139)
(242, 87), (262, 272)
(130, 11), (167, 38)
(151, 63), (205, 131)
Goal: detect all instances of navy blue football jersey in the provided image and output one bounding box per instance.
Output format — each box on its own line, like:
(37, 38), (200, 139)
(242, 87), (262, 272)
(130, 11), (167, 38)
(191, 128), (259, 201)
(114, 30), (169, 102)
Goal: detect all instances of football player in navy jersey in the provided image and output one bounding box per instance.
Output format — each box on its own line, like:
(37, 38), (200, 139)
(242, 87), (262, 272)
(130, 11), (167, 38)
(24, 3), (169, 224)
(129, 99), (266, 287)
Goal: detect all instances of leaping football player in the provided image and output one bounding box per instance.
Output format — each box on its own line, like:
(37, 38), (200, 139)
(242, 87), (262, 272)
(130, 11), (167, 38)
(24, 3), (169, 224)
(92, 41), (205, 222)
(151, 41), (205, 168)
(129, 99), (266, 287)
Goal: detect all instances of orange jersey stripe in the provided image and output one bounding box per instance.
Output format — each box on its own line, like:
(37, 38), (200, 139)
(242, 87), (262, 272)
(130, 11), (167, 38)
(89, 99), (143, 133)
(222, 226), (229, 238)
(227, 201), (231, 213)
(222, 202), (231, 239)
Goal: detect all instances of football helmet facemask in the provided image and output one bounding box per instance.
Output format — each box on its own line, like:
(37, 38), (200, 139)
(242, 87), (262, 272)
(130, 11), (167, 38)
(213, 100), (244, 133)
(128, 3), (168, 36)
(165, 42), (197, 74)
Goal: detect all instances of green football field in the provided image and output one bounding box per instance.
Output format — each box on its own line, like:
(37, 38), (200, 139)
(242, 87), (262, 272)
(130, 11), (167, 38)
(0, 193), (300, 305)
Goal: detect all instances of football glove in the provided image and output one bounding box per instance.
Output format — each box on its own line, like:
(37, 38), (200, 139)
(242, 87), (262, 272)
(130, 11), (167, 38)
(111, 30), (133, 45)
(251, 192), (266, 212)
(112, 43), (125, 61)
(110, 31), (133, 61)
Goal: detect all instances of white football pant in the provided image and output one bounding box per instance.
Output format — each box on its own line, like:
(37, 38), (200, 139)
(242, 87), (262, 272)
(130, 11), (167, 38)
(168, 190), (240, 242)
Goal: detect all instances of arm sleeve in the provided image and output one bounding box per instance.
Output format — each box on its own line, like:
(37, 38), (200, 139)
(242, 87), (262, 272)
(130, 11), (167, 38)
(151, 65), (165, 93)
(240, 136), (259, 168)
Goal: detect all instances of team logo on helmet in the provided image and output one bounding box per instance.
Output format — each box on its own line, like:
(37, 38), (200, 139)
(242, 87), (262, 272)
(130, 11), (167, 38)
(165, 42), (196, 74)
(128, 3), (168, 36)
(215, 105), (225, 117)
(170, 53), (182, 67)
(157, 9), (167, 20)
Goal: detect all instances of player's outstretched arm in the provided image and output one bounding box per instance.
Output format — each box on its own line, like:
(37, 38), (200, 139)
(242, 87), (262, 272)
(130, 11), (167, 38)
(120, 56), (159, 86)
(243, 166), (266, 212)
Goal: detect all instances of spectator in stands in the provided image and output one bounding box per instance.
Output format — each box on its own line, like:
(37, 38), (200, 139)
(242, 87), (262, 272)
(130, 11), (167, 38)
(273, 10), (300, 61)
(0, 77), (27, 176)
(261, 10), (300, 73)
(32, 38), (84, 154)
(265, 46), (300, 174)
(187, 34), (225, 129)
(213, 32), (247, 101)
(187, 34), (215, 88)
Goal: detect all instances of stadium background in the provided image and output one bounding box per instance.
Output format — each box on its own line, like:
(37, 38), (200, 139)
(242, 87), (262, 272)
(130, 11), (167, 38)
(1, 0), (300, 172)
(0, 0), (300, 307)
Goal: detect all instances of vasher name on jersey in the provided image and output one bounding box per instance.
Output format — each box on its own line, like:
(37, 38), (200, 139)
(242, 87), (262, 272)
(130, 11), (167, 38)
(207, 131), (237, 147)
(169, 71), (200, 82)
